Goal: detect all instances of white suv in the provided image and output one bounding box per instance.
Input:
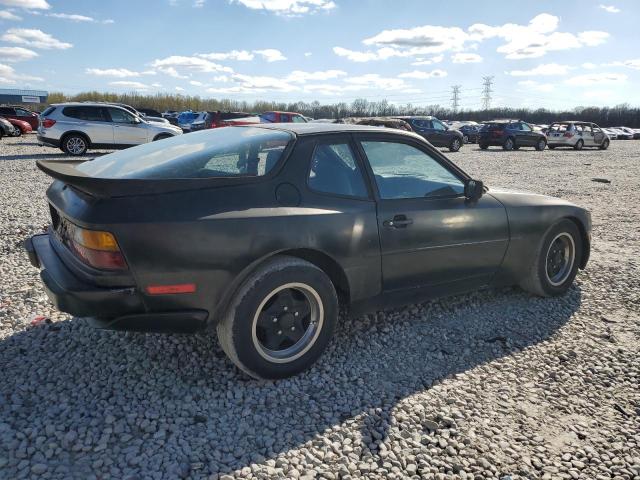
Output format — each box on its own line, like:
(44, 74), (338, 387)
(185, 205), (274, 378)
(38, 102), (183, 155)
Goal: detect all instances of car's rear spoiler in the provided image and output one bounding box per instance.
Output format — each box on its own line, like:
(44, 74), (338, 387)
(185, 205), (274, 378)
(36, 160), (263, 198)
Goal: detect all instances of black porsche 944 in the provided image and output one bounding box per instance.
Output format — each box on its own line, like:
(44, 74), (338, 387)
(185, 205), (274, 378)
(26, 123), (590, 379)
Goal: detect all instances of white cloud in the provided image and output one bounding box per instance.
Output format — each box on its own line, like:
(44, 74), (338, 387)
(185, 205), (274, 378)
(517, 80), (555, 92)
(606, 59), (640, 70)
(565, 72), (627, 86)
(1, 28), (72, 50)
(86, 68), (143, 78)
(0, 9), (20, 20)
(151, 55), (233, 76)
(0, 0), (50, 9)
(582, 62), (597, 69)
(0, 46), (38, 62)
(333, 46), (381, 62)
(0, 62), (43, 84)
(231, 0), (336, 16)
(193, 0), (205, 6)
(398, 69), (447, 79)
(599, 4), (620, 13)
(304, 52), (312, 57)
(103, 19), (115, 24)
(109, 80), (150, 90)
(508, 63), (571, 76)
(285, 69), (346, 83)
(343, 73), (412, 91)
(175, 86), (185, 91)
(190, 80), (204, 86)
(47, 13), (95, 22)
(254, 49), (286, 62)
(578, 31), (609, 46)
(411, 55), (443, 66)
(363, 25), (469, 53)
(333, 45), (431, 62)
(451, 52), (482, 63)
(151, 82), (162, 88)
(198, 50), (254, 61)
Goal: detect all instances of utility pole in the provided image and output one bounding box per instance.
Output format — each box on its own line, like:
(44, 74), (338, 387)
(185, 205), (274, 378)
(450, 85), (461, 113)
(481, 76), (494, 110)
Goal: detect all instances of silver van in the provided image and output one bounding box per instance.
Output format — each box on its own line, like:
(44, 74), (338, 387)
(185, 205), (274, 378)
(37, 102), (183, 155)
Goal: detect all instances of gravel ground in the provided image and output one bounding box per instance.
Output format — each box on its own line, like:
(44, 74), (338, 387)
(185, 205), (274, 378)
(0, 135), (638, 480)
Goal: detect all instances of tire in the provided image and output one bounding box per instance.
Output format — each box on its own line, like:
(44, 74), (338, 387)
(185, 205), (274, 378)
(14, 128), (21, 137)
(520, 219), (582, 297)
(153, 134), (172, 141)
(217, 256), (338, 379)
(479, 143), (488, 150)
(548, 145), (556, 150)
(62, 134), (88, 156)
(449, 137), (462, 152)
(599, 139), (610, 150)
(574, 139), (584, 151)
(462, 135), (469, 144)
(502, 137), (515, 151)
(535, 138), (547, 151)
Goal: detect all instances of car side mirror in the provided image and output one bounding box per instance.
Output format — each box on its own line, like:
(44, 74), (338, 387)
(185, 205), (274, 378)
(465, 179), (484, 201)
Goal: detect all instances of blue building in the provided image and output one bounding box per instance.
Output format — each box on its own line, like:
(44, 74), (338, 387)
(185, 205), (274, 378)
(0, 88), (48, 105)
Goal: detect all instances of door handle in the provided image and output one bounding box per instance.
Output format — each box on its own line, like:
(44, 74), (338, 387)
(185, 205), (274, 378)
(384, 215), (413, 228)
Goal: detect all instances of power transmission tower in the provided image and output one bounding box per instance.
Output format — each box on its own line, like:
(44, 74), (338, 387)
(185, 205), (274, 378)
(450, 85), (461, 112)
(481, 76), (494, 110)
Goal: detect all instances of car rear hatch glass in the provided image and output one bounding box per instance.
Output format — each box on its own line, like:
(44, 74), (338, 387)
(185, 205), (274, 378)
(76, 127), (293, 179)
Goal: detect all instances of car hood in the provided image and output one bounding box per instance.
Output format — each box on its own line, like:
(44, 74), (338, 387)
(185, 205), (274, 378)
(487, 187), (581, 210)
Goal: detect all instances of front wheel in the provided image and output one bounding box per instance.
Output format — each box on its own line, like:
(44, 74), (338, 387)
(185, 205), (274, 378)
(599, 139), (610, 150)
(449, 137), (462, 152)
(217, 256), (338, 379)
(521, 219), (582, 297)
(574, 139), (584, 150)
(535, 138), (547, 151)
(14, 128), (22, 137)
(502, 137), (515, 151)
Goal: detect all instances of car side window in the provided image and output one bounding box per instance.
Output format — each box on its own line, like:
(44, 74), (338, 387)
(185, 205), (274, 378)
(262, 112), (277, 123)
(292, 115), (306, 123)
(15, 108), (30, 116)
(360, 141), (465, 200)
(520, 123), (532, 131)
(108, 107), (136, 124)
(0, 107), (13, 114)
(432, 120), (446, 131)
(308, 142), (368, 198)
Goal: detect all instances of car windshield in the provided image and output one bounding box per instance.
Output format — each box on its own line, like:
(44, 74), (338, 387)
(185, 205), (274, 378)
(77, 127), (293, 179)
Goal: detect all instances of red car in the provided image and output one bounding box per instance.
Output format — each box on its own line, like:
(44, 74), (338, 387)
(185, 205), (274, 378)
(6, 117), (32, 136)
(222, 111), (307, 127)
(0, 105), (39, 130)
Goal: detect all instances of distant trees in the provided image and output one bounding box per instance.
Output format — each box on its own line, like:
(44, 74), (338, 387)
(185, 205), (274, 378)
(46, 92), (640, 127)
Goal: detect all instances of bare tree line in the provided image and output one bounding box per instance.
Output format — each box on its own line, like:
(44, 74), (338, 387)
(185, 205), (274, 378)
(47, 91), (640, 127)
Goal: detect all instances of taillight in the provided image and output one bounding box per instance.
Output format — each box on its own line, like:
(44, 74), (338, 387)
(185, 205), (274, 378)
(42, 118), (56, 128)
(66, 223), (127, 270)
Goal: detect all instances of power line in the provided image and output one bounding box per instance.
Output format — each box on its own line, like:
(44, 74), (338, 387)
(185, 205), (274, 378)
(481, 76), (494, 110)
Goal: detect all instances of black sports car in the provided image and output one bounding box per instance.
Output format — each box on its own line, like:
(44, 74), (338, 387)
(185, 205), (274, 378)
(26, 124), (590, 379)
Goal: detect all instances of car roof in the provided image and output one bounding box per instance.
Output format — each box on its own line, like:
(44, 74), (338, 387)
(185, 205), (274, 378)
(392, 115), (435, 120)
(248, 122), (424, 139)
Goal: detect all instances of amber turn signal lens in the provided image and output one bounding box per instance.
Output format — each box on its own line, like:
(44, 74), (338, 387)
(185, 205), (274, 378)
(71, 226), (120, 252)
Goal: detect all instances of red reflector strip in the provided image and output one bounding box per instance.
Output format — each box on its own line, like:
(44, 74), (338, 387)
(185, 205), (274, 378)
(146, 284), (196, 295)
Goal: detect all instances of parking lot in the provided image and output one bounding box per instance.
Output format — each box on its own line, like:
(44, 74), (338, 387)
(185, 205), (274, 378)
(0, 135), (638, 479)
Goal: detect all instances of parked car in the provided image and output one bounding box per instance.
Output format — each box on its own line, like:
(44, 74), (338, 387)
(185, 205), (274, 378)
(602, 128), (618, 140)
(394, 116), (464, 152)
(609, 128), (633, 140)
(177, 111), (200, 132)
(479, 120), (547, 151)
(0, 105), (39, 130)
(6, 117), (32, 136)
(223, 111), (307, 127)
(450, 122), (481, 144)
(546, 121), (610, 150)
(613, 126), (639, 139)
(37, 102), (183, 156)
(0, 116), (16, 138)
(161, 111), (180, 126)
(25, 123), (591, 379)
(135, 108), (163, 118)
(337, 117), (413, 131)
(205, 111), (255, 129)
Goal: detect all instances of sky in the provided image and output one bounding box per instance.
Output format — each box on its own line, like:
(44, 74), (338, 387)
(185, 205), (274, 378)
(0, 0), (639, 110)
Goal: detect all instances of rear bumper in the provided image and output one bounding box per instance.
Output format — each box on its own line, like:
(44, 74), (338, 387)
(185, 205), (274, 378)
(25, 234), (207, 333)
(37, 135), (60, 147)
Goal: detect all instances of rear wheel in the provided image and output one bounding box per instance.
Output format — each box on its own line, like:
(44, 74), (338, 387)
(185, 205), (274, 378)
(574, 139), (584, 150)
(599, 139), (610, 150)
(62, 134), (88, 156)
(217, 256), (338, 379)
(521, 219), (582, 297)
(535, 138), (547, 151)
(449, 137), (462, 152)
(14, 128), (22, 137)
(548, 145), (556, 150)
(502, 137), (515, 151)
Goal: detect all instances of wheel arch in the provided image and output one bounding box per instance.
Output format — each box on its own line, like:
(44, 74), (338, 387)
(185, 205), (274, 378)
(213, 248), (351, 326)
(61, 130), (92, 147)
(152, 132), (173, 141)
